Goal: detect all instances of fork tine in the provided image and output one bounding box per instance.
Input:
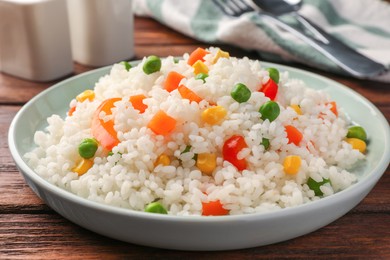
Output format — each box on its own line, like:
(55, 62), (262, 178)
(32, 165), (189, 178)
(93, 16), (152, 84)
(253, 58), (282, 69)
(212, 0), (254, 17)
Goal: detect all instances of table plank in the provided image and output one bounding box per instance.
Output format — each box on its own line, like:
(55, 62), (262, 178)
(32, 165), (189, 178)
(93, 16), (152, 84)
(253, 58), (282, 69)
(1, 213), (389, 258)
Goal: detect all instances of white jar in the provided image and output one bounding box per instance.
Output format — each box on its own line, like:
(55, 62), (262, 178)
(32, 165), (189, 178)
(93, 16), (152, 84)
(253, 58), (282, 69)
(67, 0), (135, 67)
(0, 0), (73, 81)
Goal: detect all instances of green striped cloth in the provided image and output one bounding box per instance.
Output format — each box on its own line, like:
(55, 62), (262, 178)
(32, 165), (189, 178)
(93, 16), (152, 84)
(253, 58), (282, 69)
(134, 0), (390, 82)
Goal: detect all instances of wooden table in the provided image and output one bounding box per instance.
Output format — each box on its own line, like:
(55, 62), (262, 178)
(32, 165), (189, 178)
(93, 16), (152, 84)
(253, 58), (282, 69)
(1, 16), (389, 259)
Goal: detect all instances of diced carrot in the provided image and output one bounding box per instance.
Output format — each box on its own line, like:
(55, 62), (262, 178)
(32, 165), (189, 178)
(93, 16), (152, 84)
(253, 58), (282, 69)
(202, 200), (229, 216)
(68, 106), (76, 116)
(91, 98), (121, 151)
(147, 110), (177, 136)
(328, 101), (338, 117)
(164, 71), (185, 92)
(285, 125), (303, 146)
(319, 101), (338, 119)
(187, 47), (209, 66)
(178, 85), (203, 103)
(129, 94), (148, 113)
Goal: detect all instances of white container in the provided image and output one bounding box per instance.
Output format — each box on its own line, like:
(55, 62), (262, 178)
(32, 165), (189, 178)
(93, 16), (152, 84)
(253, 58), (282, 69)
(67, 0), (134, 67)
(0, 0), (73, 81)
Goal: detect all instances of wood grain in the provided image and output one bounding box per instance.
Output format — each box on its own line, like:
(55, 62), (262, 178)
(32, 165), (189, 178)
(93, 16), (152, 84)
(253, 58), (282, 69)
(1, 213), (389, 259)
(0, 15), (389, 259)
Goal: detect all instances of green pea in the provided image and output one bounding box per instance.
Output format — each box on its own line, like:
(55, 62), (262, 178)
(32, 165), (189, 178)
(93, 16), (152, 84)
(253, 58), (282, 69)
(307, 177), (330, 196)
(195, 73), (208, 82)
(78, 138), (98, 159)
(231, 83), (251, 103)
(145, 201), (168, 214)
(261, 138), (270, 150)
(267, 67), (280, 83)
(259, 101), (280, 122)
(346, 126), (367, 141)
(120, 61), (132, 71)
(143, 55), (161, 75)
(173, 58), (179, 64)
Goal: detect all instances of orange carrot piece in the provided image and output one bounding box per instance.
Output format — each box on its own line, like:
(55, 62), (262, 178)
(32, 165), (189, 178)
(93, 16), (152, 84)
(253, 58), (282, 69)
(91, 98), (121, 151)
(147, 110), (177, 136)
(285, 125), (303, 146)
(129, 94), (148, 113)
(187, 47), (210, 66)
(178, 85), (203, 103)
(68, 106), (76, 116)
(164, 71), (185, 92)
(202, 200), (229, 216)
(328, 101), (338, 117)
(319, 101), (338, 119)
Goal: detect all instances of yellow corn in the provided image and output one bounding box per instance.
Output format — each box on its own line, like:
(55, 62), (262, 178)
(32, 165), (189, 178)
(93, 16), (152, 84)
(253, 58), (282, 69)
(72, 158), (94, 176)
(283, 155), (301, 175)
(201, 106), (227, 125)
(76, 89), (95, 102)
(155, 154), (170, 167)
(211, 49), (230, 64)
(345, 138), (366, 153)
(196, 153), (217, 175)
(290, 104), (302, 115)
(192, 60), (209, 75)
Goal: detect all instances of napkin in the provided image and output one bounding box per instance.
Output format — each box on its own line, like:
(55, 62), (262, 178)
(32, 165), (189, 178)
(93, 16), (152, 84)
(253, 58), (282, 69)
(133, 0), (390, 82)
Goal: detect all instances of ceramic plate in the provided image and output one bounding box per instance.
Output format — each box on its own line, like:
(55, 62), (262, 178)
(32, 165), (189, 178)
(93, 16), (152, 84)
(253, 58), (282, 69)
(8, 62), (390, 251)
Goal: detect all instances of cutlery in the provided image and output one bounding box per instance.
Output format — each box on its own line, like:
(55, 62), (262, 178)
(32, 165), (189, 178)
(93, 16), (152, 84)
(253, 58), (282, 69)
(212, 0), (387, 78)
(252, 0), (328, 43)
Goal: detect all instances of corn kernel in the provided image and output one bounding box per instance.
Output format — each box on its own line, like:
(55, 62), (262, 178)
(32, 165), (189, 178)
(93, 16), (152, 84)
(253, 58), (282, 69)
(283, 155), (301, 175)
(290, 104), (302, 115)
(345, 138), (366, 153)
(211, 49), (230, 64)
(192, 60), (209, 75)
(196, 153), (217, 175)
(72, 158), (94, 176)
(201, 106), (227, 125)
(76, 89), (95, 102)
(155, 154), (170, 166)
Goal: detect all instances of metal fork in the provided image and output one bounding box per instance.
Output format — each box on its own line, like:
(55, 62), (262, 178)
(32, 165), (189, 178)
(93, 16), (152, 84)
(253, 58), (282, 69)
(212, 0), (387, 79)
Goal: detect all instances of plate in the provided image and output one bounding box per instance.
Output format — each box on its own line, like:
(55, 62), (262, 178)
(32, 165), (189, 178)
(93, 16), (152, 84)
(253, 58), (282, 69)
(8, 61), (390, 251)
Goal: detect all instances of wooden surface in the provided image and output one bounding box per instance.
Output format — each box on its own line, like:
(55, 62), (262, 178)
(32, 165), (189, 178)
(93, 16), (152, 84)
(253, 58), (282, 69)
(1, 16), (389, 259)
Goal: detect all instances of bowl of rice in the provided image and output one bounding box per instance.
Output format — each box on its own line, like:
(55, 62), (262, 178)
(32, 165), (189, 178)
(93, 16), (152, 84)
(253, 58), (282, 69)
(8, 47), (390, 250)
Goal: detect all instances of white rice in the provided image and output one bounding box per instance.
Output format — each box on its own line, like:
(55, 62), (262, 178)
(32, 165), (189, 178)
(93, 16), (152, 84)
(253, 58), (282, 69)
(24, 47), (365, 216)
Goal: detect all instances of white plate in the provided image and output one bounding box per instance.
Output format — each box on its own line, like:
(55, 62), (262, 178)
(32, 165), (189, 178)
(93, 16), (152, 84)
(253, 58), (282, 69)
(8, 62), (390, 250)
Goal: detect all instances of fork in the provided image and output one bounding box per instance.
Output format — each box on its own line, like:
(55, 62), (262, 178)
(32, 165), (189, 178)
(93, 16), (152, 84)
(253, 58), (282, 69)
(212, 0), (387, 79)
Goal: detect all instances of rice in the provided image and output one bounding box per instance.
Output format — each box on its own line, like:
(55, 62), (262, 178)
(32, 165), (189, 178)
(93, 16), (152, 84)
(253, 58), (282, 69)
(24, 47), (365, 216)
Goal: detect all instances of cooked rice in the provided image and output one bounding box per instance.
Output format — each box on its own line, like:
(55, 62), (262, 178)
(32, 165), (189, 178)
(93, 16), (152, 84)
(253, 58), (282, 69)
(24, 47), (365, 216)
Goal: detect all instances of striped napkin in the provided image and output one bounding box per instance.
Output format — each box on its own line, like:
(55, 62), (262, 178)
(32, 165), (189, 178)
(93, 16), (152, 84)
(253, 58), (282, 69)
(133, 0), (390, 82)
